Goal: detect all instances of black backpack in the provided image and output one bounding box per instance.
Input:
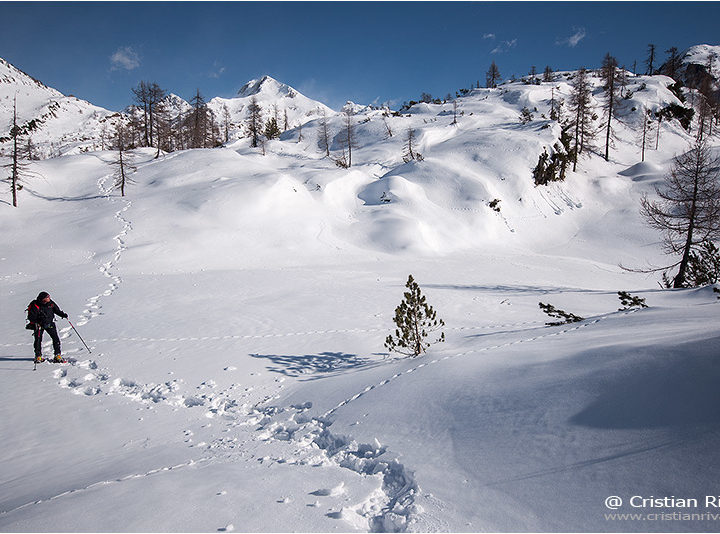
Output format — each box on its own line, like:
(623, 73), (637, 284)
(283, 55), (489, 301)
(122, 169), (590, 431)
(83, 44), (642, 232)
(25, 301), (39, 330)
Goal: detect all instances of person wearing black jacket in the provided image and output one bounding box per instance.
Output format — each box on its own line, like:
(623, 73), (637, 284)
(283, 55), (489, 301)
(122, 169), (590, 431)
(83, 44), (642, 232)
(27, 291), (68, 363)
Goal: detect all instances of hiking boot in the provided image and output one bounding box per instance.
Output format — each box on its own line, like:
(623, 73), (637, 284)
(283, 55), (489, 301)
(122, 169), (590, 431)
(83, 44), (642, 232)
(35, 356), (44, 363)
(53, 354), (66, 363)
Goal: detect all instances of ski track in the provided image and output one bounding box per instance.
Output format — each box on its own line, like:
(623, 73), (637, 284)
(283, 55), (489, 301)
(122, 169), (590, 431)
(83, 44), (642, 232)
(0, 457), (213, 519)
(7, 170), (642, 531)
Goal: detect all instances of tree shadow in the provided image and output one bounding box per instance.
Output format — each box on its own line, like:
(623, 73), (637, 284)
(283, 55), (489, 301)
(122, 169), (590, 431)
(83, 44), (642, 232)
(424, 283), (602, 295)
(250, 351), (381, 380)
(28, 190), (107, 202)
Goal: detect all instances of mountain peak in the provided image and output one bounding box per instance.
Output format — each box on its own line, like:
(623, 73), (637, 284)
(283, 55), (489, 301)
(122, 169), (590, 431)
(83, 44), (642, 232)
(238, 75), (295, 99)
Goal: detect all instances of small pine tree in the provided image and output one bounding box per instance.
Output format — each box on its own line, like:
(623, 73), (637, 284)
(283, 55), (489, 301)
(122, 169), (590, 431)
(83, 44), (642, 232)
(519, 107), (534, 124)
(617, 291), (649, 311)
(264, 117), (281, 140)
(385, 275), (445, 357)
(538, 302), (584, 326)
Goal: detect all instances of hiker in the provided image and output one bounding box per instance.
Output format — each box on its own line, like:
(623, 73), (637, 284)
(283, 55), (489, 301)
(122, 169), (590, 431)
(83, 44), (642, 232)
(27, 291), (68, 363)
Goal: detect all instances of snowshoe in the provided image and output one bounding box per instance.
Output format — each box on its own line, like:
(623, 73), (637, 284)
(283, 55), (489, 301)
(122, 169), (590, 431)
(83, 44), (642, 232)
(34, 356), (44, 364)
(53, 355), (66, 363)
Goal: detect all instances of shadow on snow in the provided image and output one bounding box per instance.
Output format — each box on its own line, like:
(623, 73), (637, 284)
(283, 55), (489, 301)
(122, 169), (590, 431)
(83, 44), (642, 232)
(250, 351), (383, 380)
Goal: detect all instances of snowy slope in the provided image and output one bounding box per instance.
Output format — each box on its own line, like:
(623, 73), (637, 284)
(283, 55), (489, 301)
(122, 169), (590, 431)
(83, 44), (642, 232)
(1, 58), (719, 533)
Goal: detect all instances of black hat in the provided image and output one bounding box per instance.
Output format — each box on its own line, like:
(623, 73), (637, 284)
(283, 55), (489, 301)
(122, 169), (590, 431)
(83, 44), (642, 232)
(37, 291), (50, 301)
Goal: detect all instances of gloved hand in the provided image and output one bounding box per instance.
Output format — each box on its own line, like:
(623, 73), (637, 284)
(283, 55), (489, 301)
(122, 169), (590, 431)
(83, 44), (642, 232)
(60, 312), (68, 319)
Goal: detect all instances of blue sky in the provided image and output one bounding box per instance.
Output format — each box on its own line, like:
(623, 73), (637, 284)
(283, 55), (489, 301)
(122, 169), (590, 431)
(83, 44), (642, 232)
(2, 1), (719, 111)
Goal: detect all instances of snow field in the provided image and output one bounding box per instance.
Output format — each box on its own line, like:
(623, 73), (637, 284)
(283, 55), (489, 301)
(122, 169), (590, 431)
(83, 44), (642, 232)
(1, 65), (720, 532)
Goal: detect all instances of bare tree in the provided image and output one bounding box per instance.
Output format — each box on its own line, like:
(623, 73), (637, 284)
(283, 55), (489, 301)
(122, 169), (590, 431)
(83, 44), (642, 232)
(247, 96), (262, 148)
(403, 127), (416, 162)
(188, 89), (210, 148)
(382, 117), (393, 138)
(317, 109), (331, 157)
(543, 65), (553, 82)
(221, 104), (232, 144)
(661, 47), (684, 81)
(639, 107), (652, 162)
(486, 61), (501, 88)
(645, 44), (656, 75)
(148, 83), (166, 147)
(111, 124), (136, 197)
(132, 81), (151, 146)
(341, 109), (358, 168)
(600, 53), (622, 161)
(153, 101), (172, 158)
(568, 67), (595, 171)
(639, 137), (720, 287)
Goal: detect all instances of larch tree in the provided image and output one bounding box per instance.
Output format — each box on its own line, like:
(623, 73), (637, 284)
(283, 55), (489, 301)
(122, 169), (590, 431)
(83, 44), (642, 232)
(317, 109), (331, 157)
(639, 137), (720, 288)
(661, 47), (684, 81)
(567, 67), (595, 171)
(486, 61), (501, 89)
(543, 65), (553, 82)
(403, 127), (417, 162)
(645, 44), (656, 75)
(131, 81), (151, 146)
(600, 53), (622, 161)
(341, 109), (358, 168)
(247, 96), (262, 148)
(111, 123), (136, 197)
(221, 104), (232, 144)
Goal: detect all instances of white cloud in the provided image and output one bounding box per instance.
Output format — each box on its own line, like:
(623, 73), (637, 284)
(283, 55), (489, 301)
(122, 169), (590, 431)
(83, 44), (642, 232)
(557, 27), (587, 48)
(209, 61), (226, 79)
(110, 47), (140, 71)
(491, 39), (517, 54)
(483, 33), (496, 40)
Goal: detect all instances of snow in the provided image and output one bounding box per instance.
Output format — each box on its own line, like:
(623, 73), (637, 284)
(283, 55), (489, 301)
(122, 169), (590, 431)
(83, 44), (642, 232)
(1, 57), (720, 532)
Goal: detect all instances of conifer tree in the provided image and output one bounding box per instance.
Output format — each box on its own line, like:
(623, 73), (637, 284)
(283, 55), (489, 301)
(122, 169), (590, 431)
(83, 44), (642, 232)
(645, 44), (656, 75)
(221, 104), (232, 144)
(639, 137), (720, 287)
(111, 123), (136, 197)
(385, 275), (445, 357)
(6, 95), (23, 207)
(317, 109), (331, 157)
(403, 127), (417, 162)
(600, 53), (622, 161)
(661, 47), (684, 81)
(486, 61), (501, 88)
(341, 109), (358, 168)
(543, 66), (553, 82)
(264, 117), (281, 140)
(247, 96), (262, 148)
(568, 67), (595, 171)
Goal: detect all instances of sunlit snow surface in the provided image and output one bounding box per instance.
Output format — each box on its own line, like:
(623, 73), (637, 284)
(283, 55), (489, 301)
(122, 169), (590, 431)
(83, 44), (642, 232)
(1, 58), (719, 532)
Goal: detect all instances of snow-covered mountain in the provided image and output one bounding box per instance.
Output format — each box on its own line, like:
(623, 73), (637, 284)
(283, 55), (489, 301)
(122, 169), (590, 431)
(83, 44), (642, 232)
(0, 59), (333, 157)
(679, 44), (720, 97)
(1, 50), (719, 532)
(207, 75), (334, 139)
(0, 57), (122, 158)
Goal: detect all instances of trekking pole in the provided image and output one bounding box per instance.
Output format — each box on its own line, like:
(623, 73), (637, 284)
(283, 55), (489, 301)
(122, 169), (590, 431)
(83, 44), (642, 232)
(32, 324), (40, 371)
(67, 319), (92, 354)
